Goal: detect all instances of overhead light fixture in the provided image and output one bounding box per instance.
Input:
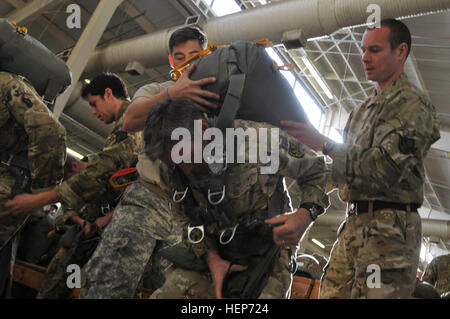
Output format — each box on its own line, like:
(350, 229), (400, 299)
(67, 147), (84, 160)
(301, 56), (334, 100)
(84, 79), (91, 84)
(312, 238), (325, 249)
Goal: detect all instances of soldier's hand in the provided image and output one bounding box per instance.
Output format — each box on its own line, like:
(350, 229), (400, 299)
(281, 120), (326, 152)
(3, 192), (50, 217)
(169, 64), (220, 112)
(206, 249), (247, 299)
(265, 208), (313, 247)
(84, 222), (93, 235)
(94, 213), (113, 229)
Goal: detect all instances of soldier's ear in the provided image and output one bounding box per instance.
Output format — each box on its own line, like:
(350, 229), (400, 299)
(398, 42), (408, 62)
(104, 88), (113, 100)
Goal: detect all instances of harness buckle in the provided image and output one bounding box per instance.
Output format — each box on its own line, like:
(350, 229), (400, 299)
(187, 224), (205, 244)
(219, 224), (238, 245)
(208, 186), (226, 205)
(101, 203), (110, 216)
(173, 187), (188, 203)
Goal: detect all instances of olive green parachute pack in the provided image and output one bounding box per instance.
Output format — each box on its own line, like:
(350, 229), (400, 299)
(0, 18), (72, 104)
(189, 40), (309, 130)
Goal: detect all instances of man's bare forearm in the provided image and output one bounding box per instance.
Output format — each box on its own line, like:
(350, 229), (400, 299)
(123, 91), (169, 132)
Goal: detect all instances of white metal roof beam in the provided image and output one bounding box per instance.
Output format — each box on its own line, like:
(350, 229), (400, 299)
(53, 0), (124, 119)
(312, 40), (358, 111)
(330, 33), (368, 100)
(7, 0), (58, 24)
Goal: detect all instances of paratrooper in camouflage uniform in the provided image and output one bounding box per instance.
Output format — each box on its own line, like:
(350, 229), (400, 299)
(281, 20), (441, 299)
(143, 98), (330, 299)
(5, 73), (142, 298)
(422, 253), (450, 295)
(0, 72), (66, 297)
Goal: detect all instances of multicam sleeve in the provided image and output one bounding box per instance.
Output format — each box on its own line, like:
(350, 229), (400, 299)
(277, 132), (330, 210)
(55, 129), (142, 210)
(1, 73), (66, 192)
(331, 91), (440, 194)
(422, 258), (437, 285)
(236, 120), (330, 211)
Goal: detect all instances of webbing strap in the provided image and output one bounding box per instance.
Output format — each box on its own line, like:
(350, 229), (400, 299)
(138, 177), (169, 201)
(267, 178), (286, 217)
(216, 73), (246, 133)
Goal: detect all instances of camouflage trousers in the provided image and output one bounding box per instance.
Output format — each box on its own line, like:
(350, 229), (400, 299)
(150, 247), (293, 299)
(36, 247), (72, 299)
(0, 170), (28, 296)
(320, 208), (421, 299)
(0, 170), (29, 250)
(79, 180), (181, 299)
(37, 233), (99, 299)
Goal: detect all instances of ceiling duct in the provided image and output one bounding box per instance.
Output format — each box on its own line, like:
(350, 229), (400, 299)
(82, 0), (450, 76)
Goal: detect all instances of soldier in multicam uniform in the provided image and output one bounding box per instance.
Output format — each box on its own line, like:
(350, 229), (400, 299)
(281, 19), (440, 298)
(5, 73), (141, 298)
(422, 253), (450, 295)
(79, 26), (220, 299)
(36, 154), (123, 299)
(143, 98), (330, 299)
(0, 72), (66, 297)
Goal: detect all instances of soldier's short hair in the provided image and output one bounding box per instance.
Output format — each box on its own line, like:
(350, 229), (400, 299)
(81, 72), (129, 100)
(370, 19), (412, 59)
(168, 26), (208, 54)
(143, 98), (204, 161)
(64, 153), (81, 180)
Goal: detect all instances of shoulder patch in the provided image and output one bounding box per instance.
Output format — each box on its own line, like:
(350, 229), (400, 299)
(399, 129), (416, 155)
(288, 141), (304, 159)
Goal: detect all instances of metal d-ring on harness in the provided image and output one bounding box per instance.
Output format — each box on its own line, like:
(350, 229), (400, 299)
(219, 224), (238, 245)
(172, 187), (188, 203)
(170, 67), (247, 245)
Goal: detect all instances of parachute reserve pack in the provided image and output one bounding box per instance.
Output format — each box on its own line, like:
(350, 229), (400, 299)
(0, 19), (72, 103)
(189, 40), (309, 128)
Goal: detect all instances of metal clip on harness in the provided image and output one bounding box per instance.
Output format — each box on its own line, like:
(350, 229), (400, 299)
(219, 224), (238, 245)
(187, 224), (205, 244)
(208, 186), (226, 205)
(173, 187), (188, 203)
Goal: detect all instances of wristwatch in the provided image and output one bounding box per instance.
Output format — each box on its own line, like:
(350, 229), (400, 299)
(322, 138), (336, 156)
(300, 203), (324, 221)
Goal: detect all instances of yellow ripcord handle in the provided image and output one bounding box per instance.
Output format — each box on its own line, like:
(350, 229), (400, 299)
(109, 168), (138, 189)
(169, 39), (272, 81)
(47, 226), (59, 238)
(11, 21), (28, 35)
